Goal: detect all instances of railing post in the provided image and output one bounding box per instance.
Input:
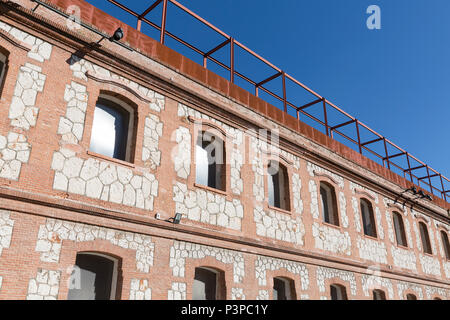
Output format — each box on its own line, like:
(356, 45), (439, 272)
(406, 152), (413, 182)
(137, 19), (142, 31)
(355, 120), (362, 154)
(383, 138), (390, 169)
(160, 0), (168, 44)
(282, 72), (287, 113)
(323, 99), (329, 136)
(439, 174), (447, 202)
(426, 165), (433, 194)
(230, 37), (234, 83)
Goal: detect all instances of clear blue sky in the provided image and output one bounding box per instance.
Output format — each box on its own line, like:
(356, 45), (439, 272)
(86, 0), (449, 194)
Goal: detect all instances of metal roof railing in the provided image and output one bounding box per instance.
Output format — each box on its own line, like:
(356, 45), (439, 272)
(99, 0), (449, 202)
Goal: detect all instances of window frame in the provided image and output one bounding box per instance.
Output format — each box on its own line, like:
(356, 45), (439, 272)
(266, 160), (291, 213)
(440, 230), (450, 261)
(272, 277), (296, 300)
(330, 283), (348, 300)
(0, 50), (8, 98)
(194, 129), (227, 192)
(406, 293), (417, 300)
(372, 289), (387, 300)
(89, 94), (136, 163)
(192, 267), (226, 300)
(67, 252), (119, 300)
(392, 211), (408, 248)
(418, 221), (433, 255)
(319, 181), (340, 227)
(360, 198), (378, 238)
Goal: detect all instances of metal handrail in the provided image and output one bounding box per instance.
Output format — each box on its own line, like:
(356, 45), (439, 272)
(97, 0), (448, 202)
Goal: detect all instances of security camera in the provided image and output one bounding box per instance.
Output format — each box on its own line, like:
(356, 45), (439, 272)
(110, 28), (124, 41)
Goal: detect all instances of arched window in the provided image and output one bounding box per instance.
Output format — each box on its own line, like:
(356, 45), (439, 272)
(192, 267), (226, 300)
(0, 50), (8, 96)
(89, 95), (135, 162)
(441, 231), (450, 260)
(273, 277), (296, 300)
(267, 161), (290, 211)
(195, 131), (225, 191)
(320, 182), (339, 226)
(372, 289), (386, 300)
(330, 284), (347, 300)
(406, 293), (417, 300)
(360, 198), (377, 238)
(418, 222), (432, 254)
(393, 212), (408, 247)
(67, 253), (119, 300)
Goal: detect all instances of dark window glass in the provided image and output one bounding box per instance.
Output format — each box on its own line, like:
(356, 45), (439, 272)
(406, 294), (417, 300)
(419, 222), (432, 254)
(268, 161), (290, 211)
(195, 132), (225, 191)
(320, 182), (339, 226)
(441, 231), (450, 260)
(193, 268), (217, 300)
(330, 284), (347, 300)
(361, 199), (377, 237)
(393, 212), (408, 247)
(273, 278), (287, 300)
(373, 289), (386, 300)
(67, 254), (116, 300)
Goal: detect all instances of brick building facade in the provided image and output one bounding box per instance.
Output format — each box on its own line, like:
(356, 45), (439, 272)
(0, 0), (448, 300)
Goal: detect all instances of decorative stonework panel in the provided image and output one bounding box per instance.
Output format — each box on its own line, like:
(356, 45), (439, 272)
(142, 114), (163, 169)
(307, 162), (344, 189)
(169, 241), (245, 284)
(57, 81), (88, 144)
(338, 191), (349, 228)
(0, 132), (30, 181)
(312, 222), (352, 256)
(0, 210), (14, 256)
(292, 174), (304, 215)
(0, 21), (53, 62)
(231, 288), (245, 300)
(256, 290), (269, 300)
(26, 269), (61, 300)
(391, 246), (417, 272)
(357, 237), (388, 264)
(255, 256), (309, 290)
(173, 126), (191, 179)
(361, 274), (394, 299)
(9, 63), (46, 130)
(419, 254), (441, 277)
(316, 266), (357, 296)
(129, 279), (152, 300)
(425, 286), (447, 300)
(168, 282), (187, 300)
(35, 218), (154, 273)
(52, 149), (158, 210)
(173, 182), (243, 230)
(375, 207), (384, 240)
(254, 207), (305, 245)
(309, 180), (319, 219)
(69, 55), (165, 112)
(0, 63), (45, 181)
(384, 210), (395, 244)
(445, 262), (450, 279)
(397, 281), (423, 300)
